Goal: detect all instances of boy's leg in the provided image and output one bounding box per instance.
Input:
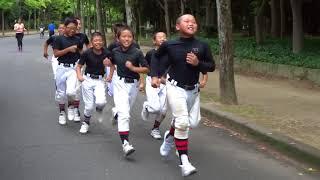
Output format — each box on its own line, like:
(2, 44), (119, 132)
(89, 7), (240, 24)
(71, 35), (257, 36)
(79, 78), (94, 134)
(94, 79), (107, 122)
(55, 66), (68, 125)
(65, 68), (78, 121)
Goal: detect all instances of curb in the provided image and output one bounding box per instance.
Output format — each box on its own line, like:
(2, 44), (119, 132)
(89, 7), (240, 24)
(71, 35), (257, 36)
(200, 103), (320, 167)
(0, 31), (39, 38)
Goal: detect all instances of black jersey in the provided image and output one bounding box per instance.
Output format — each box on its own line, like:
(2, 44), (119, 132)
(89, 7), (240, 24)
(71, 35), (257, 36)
(78, 48), (112, 75)
(111, 45), (148, 80)
(46, 35), (56, 47)
(146, 48), (169, 77)
(75, 33), (89, 46)
(107, 41), (140, 51)
(53, 35), (83, 64)
(152, 37), (215, 86)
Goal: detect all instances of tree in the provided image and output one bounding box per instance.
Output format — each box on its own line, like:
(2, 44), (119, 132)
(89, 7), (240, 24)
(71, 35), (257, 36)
(290, 0), (304, 53)
(253, 0), (268, 44)
(216, 0), (238, 105)
(96, 0), (106, 43)
(270, 0), (280, 37)
(0, 0), (14, 36)
(155, 0), (170, 36)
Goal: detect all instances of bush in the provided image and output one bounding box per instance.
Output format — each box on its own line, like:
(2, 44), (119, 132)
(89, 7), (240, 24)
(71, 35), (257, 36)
(204, 36), (320, 69)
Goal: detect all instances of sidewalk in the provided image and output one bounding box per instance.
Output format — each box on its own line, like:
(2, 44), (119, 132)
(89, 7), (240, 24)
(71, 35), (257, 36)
(201, 71), (320, 166)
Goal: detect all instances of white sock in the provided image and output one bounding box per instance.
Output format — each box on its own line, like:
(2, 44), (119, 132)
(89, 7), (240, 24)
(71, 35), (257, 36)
(181, 154), (189, 165)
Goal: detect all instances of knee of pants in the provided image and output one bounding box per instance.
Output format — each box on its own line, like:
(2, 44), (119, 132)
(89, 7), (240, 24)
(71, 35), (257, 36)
(117, 113), (130, 132)
(174, 116), (190, 131)
(66, 91), (76, 100)
(174, 128), (189, 139)
(84, 108), (94, 117)
(55, 91), (66, 103)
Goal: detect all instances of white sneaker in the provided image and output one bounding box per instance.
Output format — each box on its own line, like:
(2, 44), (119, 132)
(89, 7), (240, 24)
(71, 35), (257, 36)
(150, 128), (162, 140)
(58, 111), (66, 125)
(67, 107), (75, 121)
(73, 108), (81, 122)
(79, 122), (89, 134)
(179, 163), (197, 177)
(122, 140), (135, 157)
(160, 131), (174, 156)
(141, 105), (149, 121)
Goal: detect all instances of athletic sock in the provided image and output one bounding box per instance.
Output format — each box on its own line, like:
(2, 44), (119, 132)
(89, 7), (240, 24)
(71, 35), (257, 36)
(84, 115), (91, 125)
(73, 100), (80, 109)
(119, 131), (129, 144)
(152, 120), (161, 130)
(59, 104), (65, 112)
(175, 138), (189, 164)
(166, 126), (175, 139)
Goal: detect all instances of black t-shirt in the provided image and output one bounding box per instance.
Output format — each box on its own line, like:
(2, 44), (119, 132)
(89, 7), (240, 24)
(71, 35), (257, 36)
(107, 41), (140, 51)
(75, 33), (89, 46)
(111, 45), (147, 80)
(78, 48), (112, 75)
(151, 37), (215, 86)
(53, 35), (83, 64)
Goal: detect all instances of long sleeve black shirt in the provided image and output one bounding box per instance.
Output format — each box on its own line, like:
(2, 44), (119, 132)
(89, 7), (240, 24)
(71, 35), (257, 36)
(151, 37), (215, 86)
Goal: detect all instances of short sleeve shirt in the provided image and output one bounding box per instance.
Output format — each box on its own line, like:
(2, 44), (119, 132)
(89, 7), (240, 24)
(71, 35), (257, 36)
(78, 48), (112, 75)
(53, 35), (83, 64)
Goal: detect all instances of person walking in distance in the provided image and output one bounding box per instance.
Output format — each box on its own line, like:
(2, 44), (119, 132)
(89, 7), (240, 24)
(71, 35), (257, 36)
(14, 18), (26, 52)
(43, 23), (65, 80)
(141, 31), (168, 140)
(53, 17), (83, 125)
(76, 32), (114, 134)
(107, 26), (149, 156)
(48, 22), (56, 37)
(151, 14), (215, 176)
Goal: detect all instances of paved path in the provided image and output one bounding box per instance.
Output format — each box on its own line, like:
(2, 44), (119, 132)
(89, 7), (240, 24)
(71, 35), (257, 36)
(0, 35), (317, 180)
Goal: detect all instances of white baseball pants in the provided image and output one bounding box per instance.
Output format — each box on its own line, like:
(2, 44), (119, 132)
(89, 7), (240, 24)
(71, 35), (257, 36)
(166, 81), (201, 139)
(113, 77), (139, 132)
(55, 64), (77, 104)
(51, 55), (58, 80)
(143, 76), (167, 121)
(81, 75), (107, 117)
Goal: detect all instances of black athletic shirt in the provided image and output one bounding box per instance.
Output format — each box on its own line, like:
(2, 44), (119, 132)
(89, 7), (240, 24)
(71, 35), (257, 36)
(111, 45), (147, 80)
(75, 33), (89, 46)
(46, 35), (56, 47)
(78, 48), (112, 75)
(107, 41), (140, 51)
(53, 35), (83, 64)
(151, 37), (215, 86)
(145, 48), (169, 77)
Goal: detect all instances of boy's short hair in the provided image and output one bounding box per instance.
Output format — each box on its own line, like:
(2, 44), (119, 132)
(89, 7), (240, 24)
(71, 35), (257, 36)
(64, 17), (78, 26)
(152, 31), (166, 40)
(91, 32), (102, 40)
(116, 25), (135, 39)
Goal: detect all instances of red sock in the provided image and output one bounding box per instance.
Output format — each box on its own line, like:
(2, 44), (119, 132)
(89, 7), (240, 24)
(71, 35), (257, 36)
(73, 100), (80, 109)
(153, 120), (161, 130)
(119, 131), (129, 144)
(59, 104), (65, 112)
(175, 138), (188, 156)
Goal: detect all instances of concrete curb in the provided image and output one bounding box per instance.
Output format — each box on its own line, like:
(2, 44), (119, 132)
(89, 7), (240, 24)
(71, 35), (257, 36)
(200, 103), (320, 167)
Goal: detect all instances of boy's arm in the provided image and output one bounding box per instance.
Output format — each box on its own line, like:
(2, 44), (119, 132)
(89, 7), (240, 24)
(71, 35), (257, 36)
(138, 75), (145, 92)
(43, 42), (49, 59)
(76, 64), (85, 82)
(105, 65), (115, 82)
(199, 73), (208, 88)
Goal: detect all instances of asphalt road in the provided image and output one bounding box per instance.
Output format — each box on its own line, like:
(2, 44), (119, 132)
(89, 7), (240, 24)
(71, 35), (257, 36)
(0, 34), (316, 180)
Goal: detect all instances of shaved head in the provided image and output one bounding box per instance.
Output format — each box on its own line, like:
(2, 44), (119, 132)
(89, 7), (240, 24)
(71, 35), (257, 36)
(176, 14), (196, 24)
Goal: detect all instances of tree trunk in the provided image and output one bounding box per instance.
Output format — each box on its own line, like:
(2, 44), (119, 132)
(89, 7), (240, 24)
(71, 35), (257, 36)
(290, 0), (303, 53)
(180, 0), (185, 15)
(255, 0), (267, 44)
(280, 0), (286, 39)
(28, 11), (31, 34)
(125, 0), (133, 27)
(216, 0), (238, 105)
(1, 10), (4, 37)
(270, 0), (280, 37)
(76, 0), (81, 18)
(164, 0), (170, 37)
(80, 0), (85, 33)
(96, 0), (105, 43)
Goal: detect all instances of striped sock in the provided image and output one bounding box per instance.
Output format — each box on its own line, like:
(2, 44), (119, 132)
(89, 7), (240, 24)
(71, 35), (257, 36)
(84, 115), (91, 125)
(119, 131), (129, 144)
(73, 100), (80, 109)
(152, 120), (161, 130)
(175, 138), (189, 164)
(59, 104), (65, 112)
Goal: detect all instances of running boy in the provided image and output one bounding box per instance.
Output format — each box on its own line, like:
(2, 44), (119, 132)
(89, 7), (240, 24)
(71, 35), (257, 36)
(76, 32), (114, 134)
(151, 14), (215, 176)
(108, 26), (149, 156)
(43, 23), (65, 79)
(53, 17), (83, 125)
(141, 32), (168, 140)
